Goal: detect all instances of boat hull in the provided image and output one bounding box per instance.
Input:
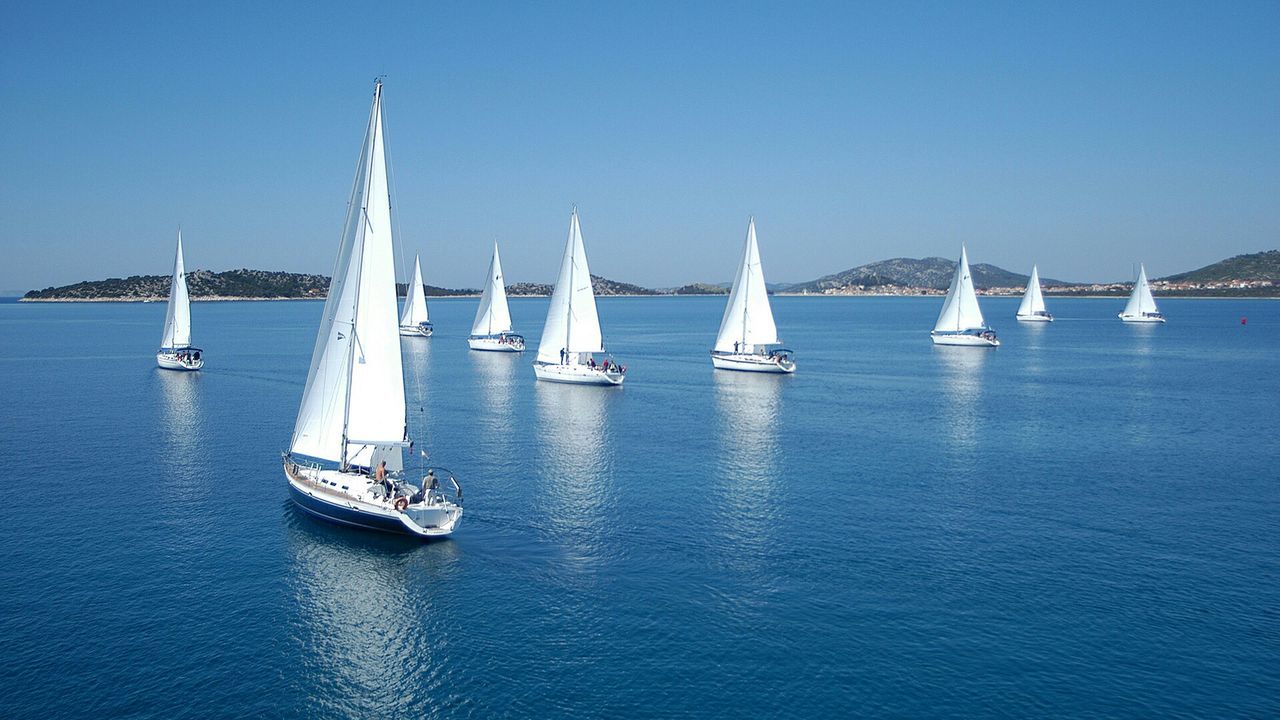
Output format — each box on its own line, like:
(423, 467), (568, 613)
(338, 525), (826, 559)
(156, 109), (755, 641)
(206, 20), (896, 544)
(533, 362), (624, 385)
(1119, 314), (1165, 324)
(710, 352), (796, 373)
(399, 323), (433, 337)
(284, 465), (461, 538)
(468, 336), (524, 352)
(156, 352), (203, 371)
(1016, 314), (1054, 322)
(930, 331), (1000, 347)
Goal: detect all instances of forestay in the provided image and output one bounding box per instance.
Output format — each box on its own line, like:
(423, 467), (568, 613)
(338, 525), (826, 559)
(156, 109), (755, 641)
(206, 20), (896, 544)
(536, 209), (603, 364)
(471, 242), (513, 336)
(934, 245), (987, 332)
(1017, 265), (1047, 316)
(715, 217), (779, 352)
(1122, 264), (1160, 317)
(400, 255), (430, 326)
(291, 81), (407, 469)
(160, 231), (192, 350)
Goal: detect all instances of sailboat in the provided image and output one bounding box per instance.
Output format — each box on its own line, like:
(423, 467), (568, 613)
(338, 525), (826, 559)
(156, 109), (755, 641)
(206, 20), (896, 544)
(283, 80), (462, 538)
(155, 230), (203, 370)
(1118, 264), (1165, 323)
(468, 242), (525, 351)
(398, 255), (433, 336)
(931, 245), (1000, 347)
(710, 217), (795, 373)
(1015, 265), (1053, 322)
(533, 208), (625, 385)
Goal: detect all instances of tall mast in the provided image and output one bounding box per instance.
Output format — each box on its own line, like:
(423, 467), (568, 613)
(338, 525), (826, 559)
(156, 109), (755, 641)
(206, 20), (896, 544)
(741, 218), (751, 347)
(339, 78), (381, 470)
(566, 208), (575, 357)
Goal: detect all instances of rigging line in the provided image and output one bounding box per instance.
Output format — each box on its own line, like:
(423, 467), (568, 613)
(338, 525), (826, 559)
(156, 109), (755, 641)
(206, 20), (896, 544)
(380, 88), (428, 450)
(381, 84), (410, 309)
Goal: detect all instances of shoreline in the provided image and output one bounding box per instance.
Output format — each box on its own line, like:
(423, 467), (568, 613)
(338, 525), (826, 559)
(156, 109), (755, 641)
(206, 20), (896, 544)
(16, 293), (1277, 303)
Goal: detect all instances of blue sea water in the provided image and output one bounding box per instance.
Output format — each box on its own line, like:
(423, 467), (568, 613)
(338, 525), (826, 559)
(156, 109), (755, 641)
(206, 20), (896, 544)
(0, 296), (1277, 718)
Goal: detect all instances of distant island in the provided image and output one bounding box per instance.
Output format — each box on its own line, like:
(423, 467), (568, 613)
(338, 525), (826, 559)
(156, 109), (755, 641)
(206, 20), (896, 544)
(21, 250), (1279, 301)
(782, 250), (1279, 298)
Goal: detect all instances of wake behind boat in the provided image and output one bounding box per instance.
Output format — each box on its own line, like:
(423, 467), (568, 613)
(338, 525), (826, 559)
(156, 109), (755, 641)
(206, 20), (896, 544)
(711, 217), (795, 373)
(398, 254), (433, 337)
(1119, 264), (1165, 323)
(533, 208), (625, 385)
(284, 80), (461, 539)
(931, 245), (999, 347)
(156, 230), (203, 370)
(1016, 265), (1053, 322)
(468, 241), (525, 352)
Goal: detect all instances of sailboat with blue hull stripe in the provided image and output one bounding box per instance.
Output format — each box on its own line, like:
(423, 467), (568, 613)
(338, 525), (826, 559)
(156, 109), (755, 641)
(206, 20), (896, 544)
(282, 80), (462, 539)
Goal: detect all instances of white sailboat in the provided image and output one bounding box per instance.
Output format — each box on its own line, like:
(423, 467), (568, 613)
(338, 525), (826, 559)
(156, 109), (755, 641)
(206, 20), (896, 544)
(1118, 264), (1165, 323)
(156, 230), (203, 370)
(398, 255), (433, 336)
(283, 80), (462, 538)
(533, 208), (625, 385)
(931, 245), (1000, 347)
(1015, 264), (1053, 322)
(710, 217), (795, 373)
(468, 242), (525, 352)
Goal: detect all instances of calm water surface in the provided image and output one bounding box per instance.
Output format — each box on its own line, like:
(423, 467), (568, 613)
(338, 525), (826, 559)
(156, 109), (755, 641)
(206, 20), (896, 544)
(1, 296), (1277, 718)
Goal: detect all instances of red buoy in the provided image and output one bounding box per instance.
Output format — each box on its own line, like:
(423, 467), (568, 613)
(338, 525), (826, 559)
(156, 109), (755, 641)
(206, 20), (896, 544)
(1241, 317), (1247, 325)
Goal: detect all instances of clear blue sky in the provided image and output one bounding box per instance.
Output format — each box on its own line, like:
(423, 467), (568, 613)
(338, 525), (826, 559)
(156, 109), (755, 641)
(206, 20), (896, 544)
(2, 1), (1277, 293)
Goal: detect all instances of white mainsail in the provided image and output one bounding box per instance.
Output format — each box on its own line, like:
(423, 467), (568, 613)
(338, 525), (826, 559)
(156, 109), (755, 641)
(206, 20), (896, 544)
(471, 242), (513, 336)
(536, 209), (604, 365)
(934, 245), (987, 332)
(1016, 265), (1047, 317)
(1122, 264), (1160, 317)
(160, 230), (192, 349)
(400, 254), (430, 326)
(290, 80), (407, 469)
(715, 217), (779, 352)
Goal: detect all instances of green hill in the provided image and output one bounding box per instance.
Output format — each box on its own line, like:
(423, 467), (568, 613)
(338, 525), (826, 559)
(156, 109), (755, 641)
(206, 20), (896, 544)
(1160, 250), (1280, 282)
(785, 257), (1071, 293)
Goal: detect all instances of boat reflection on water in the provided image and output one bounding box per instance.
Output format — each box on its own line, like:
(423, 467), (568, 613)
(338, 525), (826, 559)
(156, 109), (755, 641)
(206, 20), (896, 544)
(155, 368), (206, 502)
(533, 382), (617, 567)
(712, 371), (784, 566)
(934, 346), (987, 454)
(283, 513), (462, 717)
(471, 349), (519, 445)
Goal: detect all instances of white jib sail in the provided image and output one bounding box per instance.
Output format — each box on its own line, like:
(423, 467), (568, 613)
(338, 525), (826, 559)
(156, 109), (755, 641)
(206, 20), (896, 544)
(1017, 265), (1047, 317)
(471, 242), (513, 336)
(1122, 264), (1160, 317)
(715, 217), (779, 352)
(161, 230), (192, 349)
(400, 254), (429, 326)
(536, 208), (603, 365)
(291, 81), (407, 468)
(934, 245), (987, 332)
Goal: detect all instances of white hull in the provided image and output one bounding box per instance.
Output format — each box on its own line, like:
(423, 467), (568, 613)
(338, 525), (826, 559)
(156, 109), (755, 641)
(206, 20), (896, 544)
(156, 352), (203, 371)
(1119, 314), (1165, 324)
(468, 336), (524, 352)
(533, 362), (624, 385)
(285, 462), (461, 538)
(711, 352), (795, 373)
(399, 324), (433, 337)
(1016, 314), (1054, 323)
(931, 332), (1000, 347)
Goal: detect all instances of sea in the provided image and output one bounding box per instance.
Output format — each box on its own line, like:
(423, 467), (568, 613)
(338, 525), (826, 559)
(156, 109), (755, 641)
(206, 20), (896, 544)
(0, 296), (1276, 718)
